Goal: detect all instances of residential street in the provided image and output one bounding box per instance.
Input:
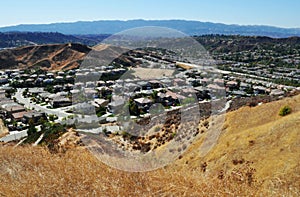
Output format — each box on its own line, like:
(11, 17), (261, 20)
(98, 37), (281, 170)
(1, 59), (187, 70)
(15, 88), (72, 120)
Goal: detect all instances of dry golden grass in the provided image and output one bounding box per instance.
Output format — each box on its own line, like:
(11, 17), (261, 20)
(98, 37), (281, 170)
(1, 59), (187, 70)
(176, 94), (300, 195)
(0, 95), (299, 196)
(0, 145), (261, 197)
(0, 119), (9, 138)
(175, 62), (194, 70)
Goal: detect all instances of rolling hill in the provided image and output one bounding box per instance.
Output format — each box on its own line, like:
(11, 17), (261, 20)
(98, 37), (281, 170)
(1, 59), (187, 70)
(0, 32), (103, 49)
(0, 43), (91, 71)
(0, 43), (141, 71)
(195, 34), (300, 53)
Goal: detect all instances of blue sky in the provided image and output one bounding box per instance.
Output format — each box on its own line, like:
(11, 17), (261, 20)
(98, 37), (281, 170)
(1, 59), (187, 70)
(1, 0), (299, 28)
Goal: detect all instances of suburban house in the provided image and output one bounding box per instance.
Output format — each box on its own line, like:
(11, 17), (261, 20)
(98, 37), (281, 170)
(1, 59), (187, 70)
(0, 90), (6, 99)
(53, 85), (63, 93)
(28, 88), (45, 96)
(240, 82), (251, 91)
(226, 80), (239, 90)
(270, 89), (285, 96)
(157, 91), (186, 106)
(193, 86), (211, 100)
(0, 77), (8, 84)
(11, 111), (30, 122)
(74, 103), (95, 115)
(173, 78), (186, 86)
(181, 88), (198, 97)
(108, 97), (126, 113)
(2, 104), (26, 116)
(253, 86), (267, 95)
(137, 81), (152, 90)
(93, 99), (109, 108)
(134, 97), (153, 112)
(231, 90), (247, 97)
(149, 80), (163, 89)
(206, 84), (224, 92)
(124, 83), (141, 92)
(84, 88), (98, 99)
(22, 111), (46, 124)
(50, 96), (72, 108)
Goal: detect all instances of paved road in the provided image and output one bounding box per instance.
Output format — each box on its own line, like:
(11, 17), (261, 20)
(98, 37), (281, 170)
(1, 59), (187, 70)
(15, 88), (101, 122)
(3, 87), (231, 143)
(0, 89), (74, 142)
(15, 88), (72, 120)
(15, 88), (104, 131)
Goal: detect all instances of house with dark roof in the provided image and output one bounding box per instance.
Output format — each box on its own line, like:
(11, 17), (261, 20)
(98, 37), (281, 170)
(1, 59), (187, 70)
(50, 96), (72, 108)
(149, 80), (163, 89)
(22, 111), (46, 124)
(157, 91), (186, 106)
(134, 97), (153, 112)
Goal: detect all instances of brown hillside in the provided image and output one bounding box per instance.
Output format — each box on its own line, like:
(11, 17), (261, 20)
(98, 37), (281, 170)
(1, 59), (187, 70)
(0, 43), (140, 71)
(0, 43), (91, 71)
(0, 95), (299, 196)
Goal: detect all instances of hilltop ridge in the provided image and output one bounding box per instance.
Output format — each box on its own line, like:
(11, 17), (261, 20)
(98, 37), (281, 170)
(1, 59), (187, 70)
(0, 43), (91, 71)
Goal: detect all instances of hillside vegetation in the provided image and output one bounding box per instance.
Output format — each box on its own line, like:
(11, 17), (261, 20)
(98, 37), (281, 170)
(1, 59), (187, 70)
(195, 35), (300, 53)
(0, 95), (299, 196)
(0, 32), (100, 48)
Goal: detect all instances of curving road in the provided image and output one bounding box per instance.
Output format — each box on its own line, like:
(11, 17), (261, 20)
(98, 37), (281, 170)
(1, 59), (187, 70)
(15, 88), (72, 120)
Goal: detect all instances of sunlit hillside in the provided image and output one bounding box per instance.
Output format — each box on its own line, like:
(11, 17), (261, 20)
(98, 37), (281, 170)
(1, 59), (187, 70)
(0, 94), (299, 196)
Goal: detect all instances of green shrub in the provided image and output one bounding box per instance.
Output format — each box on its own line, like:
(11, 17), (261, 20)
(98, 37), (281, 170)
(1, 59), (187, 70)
(23, 132), (42, 144)
(279, 105), (292, 116)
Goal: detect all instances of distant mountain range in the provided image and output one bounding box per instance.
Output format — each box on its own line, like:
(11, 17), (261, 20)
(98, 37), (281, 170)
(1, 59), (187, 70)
(0, 19), (300, 38)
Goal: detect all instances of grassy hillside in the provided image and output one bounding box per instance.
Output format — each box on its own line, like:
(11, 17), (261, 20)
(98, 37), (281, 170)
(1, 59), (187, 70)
(0, 119), (8, 138)
(0, 95), (299, 196)
(176, 94), (300, 190)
